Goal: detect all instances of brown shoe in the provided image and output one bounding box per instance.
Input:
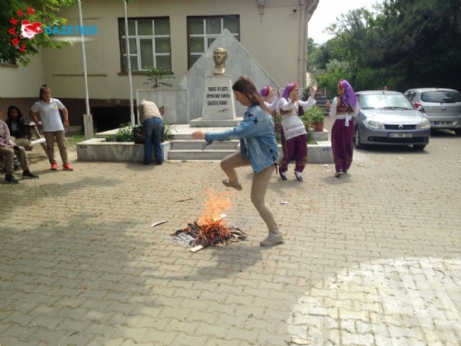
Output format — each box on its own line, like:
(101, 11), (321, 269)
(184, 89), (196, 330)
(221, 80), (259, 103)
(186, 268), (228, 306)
(222, 179), (243, 191)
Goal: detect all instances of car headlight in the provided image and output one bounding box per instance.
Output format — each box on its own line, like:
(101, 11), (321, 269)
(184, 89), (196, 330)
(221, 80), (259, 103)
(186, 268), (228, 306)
(416, 117), (430, 129)
(365, 119), (384, 129)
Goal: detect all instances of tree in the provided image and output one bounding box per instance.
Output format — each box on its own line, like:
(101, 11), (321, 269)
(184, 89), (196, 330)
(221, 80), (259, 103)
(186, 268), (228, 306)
(0, 0), (78, 66)
(144, 67), (175, 89)
(320, 0), (461, 92)
(316, 60), (352, 99)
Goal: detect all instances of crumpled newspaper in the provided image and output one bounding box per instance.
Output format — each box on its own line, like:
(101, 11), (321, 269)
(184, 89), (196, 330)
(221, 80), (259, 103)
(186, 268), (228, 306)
(172, 233), (194, 246)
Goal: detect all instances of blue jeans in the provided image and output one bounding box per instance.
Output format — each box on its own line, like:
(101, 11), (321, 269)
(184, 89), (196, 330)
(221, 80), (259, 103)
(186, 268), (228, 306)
(142, 117), (163, 162)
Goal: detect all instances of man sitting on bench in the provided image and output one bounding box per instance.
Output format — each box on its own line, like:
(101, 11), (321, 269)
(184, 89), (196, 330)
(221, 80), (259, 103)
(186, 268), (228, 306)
(0, 113), (39, 184)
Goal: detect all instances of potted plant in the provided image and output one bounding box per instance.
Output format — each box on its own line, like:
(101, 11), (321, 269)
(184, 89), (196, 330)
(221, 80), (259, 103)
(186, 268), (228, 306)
(305, 105), (325, 132)
(300, 112), (314, 131)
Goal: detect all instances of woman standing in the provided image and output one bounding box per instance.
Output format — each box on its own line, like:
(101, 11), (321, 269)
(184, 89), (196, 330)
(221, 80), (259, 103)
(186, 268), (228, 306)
(6, 106), (32, 148)
(278, 82), (317, 181)
(326, 79), (359, 177)
(191, 76), (282, 247)
(259, 85), (280, 113)
(29, 84), (73, 171)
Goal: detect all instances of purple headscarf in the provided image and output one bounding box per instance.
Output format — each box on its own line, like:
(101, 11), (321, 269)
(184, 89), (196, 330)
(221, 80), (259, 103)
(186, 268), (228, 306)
(259, 85), (270, 97)
(339, 79), (357, 109)
(282, 82), (298, 99)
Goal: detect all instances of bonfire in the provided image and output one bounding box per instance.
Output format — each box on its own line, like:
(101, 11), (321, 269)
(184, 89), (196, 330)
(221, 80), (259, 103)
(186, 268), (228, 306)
(172, 189), (247, 250)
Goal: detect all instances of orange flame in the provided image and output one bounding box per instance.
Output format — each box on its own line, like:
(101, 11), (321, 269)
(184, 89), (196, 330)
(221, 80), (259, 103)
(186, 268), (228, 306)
(197, 189), (233, 225)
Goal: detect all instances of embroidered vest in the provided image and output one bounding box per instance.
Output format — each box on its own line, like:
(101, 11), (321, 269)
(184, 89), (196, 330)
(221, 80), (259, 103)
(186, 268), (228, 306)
(337, 98), (353, 113)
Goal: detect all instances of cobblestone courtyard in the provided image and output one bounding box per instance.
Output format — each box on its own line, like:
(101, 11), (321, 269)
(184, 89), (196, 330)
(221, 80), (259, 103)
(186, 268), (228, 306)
(1, 125), (461, 346)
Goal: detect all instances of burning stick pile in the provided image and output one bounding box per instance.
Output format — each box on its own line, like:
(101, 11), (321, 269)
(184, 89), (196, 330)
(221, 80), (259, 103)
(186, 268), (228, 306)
(172, 189), (248, 250)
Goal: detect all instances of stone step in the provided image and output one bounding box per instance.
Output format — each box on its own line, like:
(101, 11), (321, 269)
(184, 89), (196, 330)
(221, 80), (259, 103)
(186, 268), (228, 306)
(76, 138), (334, 163)
(168, 149), (237, 161)
(172, 133), (236, 141)
(171, 139), (239, 150)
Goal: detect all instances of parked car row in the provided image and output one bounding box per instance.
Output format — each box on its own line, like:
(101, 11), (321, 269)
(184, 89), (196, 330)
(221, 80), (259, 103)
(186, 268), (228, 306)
(351, 87), (461, 151)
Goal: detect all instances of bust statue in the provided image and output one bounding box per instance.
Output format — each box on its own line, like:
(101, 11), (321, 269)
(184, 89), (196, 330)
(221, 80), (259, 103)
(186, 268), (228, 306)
(213, 47), (227, 75)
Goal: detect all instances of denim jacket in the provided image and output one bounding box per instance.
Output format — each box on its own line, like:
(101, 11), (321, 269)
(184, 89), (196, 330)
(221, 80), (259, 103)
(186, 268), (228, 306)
(205, 102), (279, 173)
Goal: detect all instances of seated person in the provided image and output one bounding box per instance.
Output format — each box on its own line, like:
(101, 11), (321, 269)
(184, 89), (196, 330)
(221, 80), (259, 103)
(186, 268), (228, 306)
(6, 105), (32, 147)
(0, 116), (39, 184)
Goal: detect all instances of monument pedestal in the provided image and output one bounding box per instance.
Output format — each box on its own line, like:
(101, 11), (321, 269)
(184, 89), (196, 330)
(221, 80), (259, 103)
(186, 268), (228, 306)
(190, 74), (241, 127)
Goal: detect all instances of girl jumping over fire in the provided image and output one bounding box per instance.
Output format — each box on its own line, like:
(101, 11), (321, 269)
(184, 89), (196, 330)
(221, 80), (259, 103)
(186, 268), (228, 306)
(191, 76), (283, 247)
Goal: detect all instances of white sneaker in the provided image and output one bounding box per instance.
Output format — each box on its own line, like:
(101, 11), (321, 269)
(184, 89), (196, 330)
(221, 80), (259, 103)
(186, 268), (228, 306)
(260, 232), (284, 247)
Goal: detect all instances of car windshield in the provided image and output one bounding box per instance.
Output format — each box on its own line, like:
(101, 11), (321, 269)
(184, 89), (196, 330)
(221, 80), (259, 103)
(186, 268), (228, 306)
(360, 94), (414, 110)
(421, 90), (461, 103)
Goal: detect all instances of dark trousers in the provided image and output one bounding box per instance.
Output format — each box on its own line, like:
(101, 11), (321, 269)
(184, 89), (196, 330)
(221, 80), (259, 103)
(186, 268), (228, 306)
(279, 128), (308, 173)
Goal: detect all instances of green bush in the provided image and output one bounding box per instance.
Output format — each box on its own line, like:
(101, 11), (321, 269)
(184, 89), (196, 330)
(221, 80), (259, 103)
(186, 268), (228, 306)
(163, 122), (176, 141)
(115, 123), (134, 142)
(105, 134), (115, 142)
(104, 122), (176, 143)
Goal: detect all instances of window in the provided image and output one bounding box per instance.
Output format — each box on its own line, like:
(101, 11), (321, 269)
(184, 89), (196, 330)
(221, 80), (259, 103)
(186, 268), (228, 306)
(187, 15), (240, 68)
(0, 54), (16, 65)
(404, 91), (416, 102)
(119, 17), (171, 72)
(421, 91), (461, 103)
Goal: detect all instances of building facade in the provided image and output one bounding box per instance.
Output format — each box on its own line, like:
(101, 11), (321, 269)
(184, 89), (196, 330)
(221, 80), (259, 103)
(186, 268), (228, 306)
(0, 0), (318, 129)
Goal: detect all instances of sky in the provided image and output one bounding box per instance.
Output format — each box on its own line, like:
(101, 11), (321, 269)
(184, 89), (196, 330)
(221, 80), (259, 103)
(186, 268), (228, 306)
(308, 0), (378, 45)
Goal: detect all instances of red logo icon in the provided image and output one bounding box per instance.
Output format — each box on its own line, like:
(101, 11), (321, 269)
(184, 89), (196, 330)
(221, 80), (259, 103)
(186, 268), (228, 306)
(8, 6), (41, 53)
(20, 19), (43, 39)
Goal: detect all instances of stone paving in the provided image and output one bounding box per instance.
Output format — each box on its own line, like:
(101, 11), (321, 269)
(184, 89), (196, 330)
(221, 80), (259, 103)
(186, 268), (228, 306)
(1, 123), (461, 346)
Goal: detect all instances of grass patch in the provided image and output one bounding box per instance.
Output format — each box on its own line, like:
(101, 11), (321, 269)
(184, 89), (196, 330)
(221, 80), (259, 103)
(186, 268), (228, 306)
(66, 132), (86, 147)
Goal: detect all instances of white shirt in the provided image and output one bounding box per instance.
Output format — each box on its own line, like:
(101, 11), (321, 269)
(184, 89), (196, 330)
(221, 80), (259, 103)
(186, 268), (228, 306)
(278, 96), (317, 140)
(31, 98), (66, 132)
(264, 97), (280, 111)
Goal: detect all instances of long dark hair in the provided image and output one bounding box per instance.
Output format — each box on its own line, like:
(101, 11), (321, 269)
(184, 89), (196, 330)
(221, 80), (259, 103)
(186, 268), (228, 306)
(232, 76), (270, 114)
(7, 105), (25, 123)
(39, 84), (50, 101)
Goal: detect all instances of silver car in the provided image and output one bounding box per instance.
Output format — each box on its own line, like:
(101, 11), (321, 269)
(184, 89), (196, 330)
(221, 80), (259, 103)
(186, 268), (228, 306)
(354, 91), (431, 151)
(403, 88), (461, 136)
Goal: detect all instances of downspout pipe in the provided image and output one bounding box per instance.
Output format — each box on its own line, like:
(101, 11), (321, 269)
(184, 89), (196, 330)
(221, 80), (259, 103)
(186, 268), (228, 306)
(124, 1), (135, 126)
(300, 0), (318, 87)
(77, 0), (93, 139)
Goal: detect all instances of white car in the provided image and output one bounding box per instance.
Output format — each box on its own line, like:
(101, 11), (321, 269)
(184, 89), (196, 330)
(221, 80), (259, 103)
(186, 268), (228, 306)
(404, 88), (461, 136)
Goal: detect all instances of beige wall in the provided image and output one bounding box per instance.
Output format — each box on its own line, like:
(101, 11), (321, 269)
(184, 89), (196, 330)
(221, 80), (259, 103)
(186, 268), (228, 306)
(40, 0), (314, 100)
(0, 53), (45, 98)
(0, 54), (45, 121)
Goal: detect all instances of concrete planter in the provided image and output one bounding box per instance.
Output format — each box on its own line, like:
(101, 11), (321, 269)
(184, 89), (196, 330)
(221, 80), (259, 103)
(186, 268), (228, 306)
(77, 138), (171, 162)
(278, 142), (333, 164)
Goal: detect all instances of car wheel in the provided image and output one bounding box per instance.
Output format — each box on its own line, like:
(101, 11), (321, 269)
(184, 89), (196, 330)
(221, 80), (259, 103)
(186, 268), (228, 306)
(454, 129), (461, 136)
(354, 127), (364, 149)
(413, 144), (426, 151)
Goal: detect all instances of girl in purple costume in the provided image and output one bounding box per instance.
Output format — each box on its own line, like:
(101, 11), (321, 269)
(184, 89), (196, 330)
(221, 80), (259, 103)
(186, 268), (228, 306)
(259, 85), (281, 114)
(278, 82), (317, 182)
(326, 79), (359, 177)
